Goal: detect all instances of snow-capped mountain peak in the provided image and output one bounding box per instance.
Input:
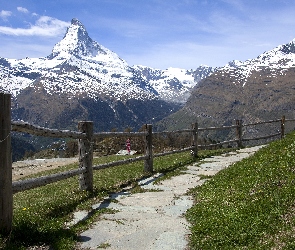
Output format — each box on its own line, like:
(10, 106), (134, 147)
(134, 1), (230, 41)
(49, 17), (126, 71)
(50, 18), (100, 58)
(278, 38), (295, 55)
(217, 38), (295, 87)
(253, 40), (295, 65)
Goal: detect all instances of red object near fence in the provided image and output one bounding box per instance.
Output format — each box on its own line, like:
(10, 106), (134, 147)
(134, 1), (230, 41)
(126, 138), (131, 154)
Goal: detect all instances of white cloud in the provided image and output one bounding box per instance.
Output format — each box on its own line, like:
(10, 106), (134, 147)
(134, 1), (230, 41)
(0, 16), (70, 37)
(0, 10), (12, 21)
(17, 7), (29, 14)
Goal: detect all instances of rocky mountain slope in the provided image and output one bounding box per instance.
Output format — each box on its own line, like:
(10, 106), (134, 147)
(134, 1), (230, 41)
(157, 39), (295, 141)
(0, 18), (214, 132)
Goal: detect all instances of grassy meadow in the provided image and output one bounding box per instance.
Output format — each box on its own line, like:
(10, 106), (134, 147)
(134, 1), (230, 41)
(186, 131), (295, 249)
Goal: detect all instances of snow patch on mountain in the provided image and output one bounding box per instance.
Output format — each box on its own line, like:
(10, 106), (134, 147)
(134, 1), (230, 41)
(132, 64), (214, 102)
(218, 39), (295, 86)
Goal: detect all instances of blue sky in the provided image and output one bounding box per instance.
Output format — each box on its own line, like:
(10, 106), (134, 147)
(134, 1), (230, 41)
(1, 0), (295, 70)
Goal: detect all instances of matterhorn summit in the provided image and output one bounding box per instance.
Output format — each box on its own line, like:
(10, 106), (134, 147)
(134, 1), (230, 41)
(50, 18), (97, 58)
(49, 18), (128, 69)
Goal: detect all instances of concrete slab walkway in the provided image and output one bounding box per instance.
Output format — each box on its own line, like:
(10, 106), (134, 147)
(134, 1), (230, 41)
(76, 145), (265, 250)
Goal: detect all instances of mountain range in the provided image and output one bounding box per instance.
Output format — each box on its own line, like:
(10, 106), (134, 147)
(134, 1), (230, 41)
(0, 18), (214, 132)
(1, 18), (295, 148)
(157, 38), (295, 141)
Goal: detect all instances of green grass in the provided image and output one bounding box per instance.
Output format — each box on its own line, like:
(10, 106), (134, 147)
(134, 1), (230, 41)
(1, 149), (233, 249)
(186, 131), (295, 249)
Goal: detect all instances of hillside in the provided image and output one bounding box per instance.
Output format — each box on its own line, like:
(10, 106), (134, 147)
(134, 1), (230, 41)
(157, 39), (295, 140)
(186, 131), (295, 249)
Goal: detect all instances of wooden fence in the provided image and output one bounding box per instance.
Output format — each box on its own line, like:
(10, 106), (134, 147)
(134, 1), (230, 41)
(1, 92), (295, 234)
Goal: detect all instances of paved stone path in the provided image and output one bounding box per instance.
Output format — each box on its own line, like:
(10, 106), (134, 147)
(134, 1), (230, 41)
(76, 145), (265, 250)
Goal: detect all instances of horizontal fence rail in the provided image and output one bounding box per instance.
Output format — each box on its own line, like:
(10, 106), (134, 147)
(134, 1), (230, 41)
(242, 132), (282, 142)
(8, 116), (292, 193)
(153, 129), (193, 134)
(1, 92), (294, 234)
(93, 131), (147, 140)
(199, 139), (239, 149)
(93, 155), (149, 171)
(12, 167), (86, 194)
(11, 121), (87, 139)
(154, 146), (195, 158)
(242, 119), (282, 127)
(198, 124), (238, 132)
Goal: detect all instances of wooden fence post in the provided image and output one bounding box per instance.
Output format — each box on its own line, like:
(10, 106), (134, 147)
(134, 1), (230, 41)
(78, 121), (93, 191)
(144, 124), (153, 172)
(236, 119), (243, 148)
(191, 122), (198, 158)
(0, 93), (13, 235)
(281, 115), (285, 139)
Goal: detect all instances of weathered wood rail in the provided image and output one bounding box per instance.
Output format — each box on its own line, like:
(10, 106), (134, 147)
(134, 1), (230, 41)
(1, 92), (295, 234)
(10, 122), (153, 193)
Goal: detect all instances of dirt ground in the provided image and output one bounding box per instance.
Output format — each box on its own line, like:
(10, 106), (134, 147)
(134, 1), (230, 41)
(11, 150), (138, 181)
(12, 158), (79, 181)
